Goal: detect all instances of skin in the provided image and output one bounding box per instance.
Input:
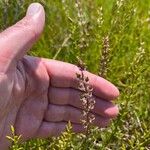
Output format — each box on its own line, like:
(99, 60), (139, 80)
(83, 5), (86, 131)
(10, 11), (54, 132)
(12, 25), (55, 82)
(0, 3), (119, 150)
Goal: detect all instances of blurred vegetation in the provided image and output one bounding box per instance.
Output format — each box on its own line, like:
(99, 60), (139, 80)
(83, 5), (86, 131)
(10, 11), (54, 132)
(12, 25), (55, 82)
(0, 0), (150, 149)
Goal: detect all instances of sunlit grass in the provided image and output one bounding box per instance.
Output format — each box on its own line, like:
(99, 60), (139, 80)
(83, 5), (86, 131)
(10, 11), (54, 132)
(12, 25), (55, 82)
(0, 0), (149, 149)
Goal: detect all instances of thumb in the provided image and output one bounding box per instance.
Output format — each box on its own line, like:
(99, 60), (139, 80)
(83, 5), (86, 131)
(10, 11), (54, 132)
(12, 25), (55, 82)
(0, 3), (45, 72)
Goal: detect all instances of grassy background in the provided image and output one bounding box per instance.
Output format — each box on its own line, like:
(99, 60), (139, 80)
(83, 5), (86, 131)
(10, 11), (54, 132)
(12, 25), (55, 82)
(0, 0), (150, 149)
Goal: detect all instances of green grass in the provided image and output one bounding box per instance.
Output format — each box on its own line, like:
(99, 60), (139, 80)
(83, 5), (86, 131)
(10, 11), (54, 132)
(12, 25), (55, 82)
(0, 0), (150, 149)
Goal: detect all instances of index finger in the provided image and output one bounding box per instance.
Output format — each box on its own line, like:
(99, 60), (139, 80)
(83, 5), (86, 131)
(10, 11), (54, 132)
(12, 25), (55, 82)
(42, 59), (119, 101)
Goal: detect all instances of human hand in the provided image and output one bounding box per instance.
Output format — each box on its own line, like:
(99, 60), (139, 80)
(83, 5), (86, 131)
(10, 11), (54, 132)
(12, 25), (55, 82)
(0, 3), (119, 149)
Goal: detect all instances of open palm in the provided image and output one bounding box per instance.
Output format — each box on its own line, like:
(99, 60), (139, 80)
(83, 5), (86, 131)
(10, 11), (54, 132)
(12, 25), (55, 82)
(0, 3), (119, 150)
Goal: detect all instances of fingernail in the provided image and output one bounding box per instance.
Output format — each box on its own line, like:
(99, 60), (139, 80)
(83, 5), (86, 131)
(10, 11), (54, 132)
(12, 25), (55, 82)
(26, 3), (42, 16)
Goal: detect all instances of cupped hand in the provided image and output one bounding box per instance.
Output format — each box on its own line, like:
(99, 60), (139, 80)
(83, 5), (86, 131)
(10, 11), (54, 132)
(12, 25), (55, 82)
(0, 3), (119, 150)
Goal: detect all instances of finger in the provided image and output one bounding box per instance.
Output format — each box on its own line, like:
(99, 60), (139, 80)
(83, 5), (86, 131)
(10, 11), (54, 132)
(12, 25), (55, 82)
(49, 87), (119, 117)
(35, 122), (84, 138)
(42, 59), (119, 100)
(0, 3), (45, 72)
(44, 104), (110, 127)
